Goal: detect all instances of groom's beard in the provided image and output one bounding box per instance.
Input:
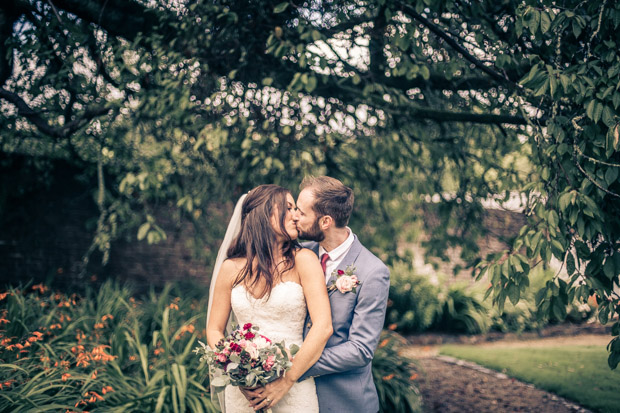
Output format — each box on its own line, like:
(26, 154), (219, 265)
(297, 219), (325, 242)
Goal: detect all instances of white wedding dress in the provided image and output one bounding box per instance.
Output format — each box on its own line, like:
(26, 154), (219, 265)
(223, 281), (319, 413)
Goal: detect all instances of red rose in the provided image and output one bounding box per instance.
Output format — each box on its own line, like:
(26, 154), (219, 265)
(245, 331), (255, 339)
(243, 323), (252, 331)
(337, 269), (345, 275)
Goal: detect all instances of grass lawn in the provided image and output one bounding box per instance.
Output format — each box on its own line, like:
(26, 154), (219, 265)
(440, 343), (620, 413)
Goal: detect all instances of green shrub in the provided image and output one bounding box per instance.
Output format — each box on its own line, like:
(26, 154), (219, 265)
(489, 299), (543, 333)
(0, 280), (216, 412)
(385, 262), (441, 333)
(431, 282), (489, 334)
(372, 331), (422, 413)
(0, 280), (423, 412)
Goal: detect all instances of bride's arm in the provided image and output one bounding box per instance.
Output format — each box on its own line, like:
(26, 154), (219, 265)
(206, 260), (236, 348)
(255, 249), (332, 409)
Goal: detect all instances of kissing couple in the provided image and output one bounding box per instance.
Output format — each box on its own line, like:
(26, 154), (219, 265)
(206, 176), (390, 413)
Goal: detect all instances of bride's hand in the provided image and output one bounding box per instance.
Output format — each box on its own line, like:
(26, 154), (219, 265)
(250, 376), (295, 411)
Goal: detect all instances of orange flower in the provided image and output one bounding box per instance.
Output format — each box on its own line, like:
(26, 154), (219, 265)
(0, 292), (9, 301)
(91, 370), (98, 379)
(27, 331), (44, 343)
(382, 373), (395, 381)
(1, 337), (12, 346)
(409, 373), (419, 381)
(71, 345), (85, 354)
(129, 355), (137, 361)
(154, 348), (164, 356)
(378, 338), (390, 348)
(102, 385), (114, 395)
(175, 324), (196, 339)
(50, 324), (62, 330)
(0, 317), (10, 325)
(94, 323), (104, 329)
(0, 380), (15, 390)
(76, 354), (90, 368)
(101, 314), (114, 322)
(388, 323), (397, 331)
(32, 284), (48, 293)
(85, 391), (104, 402)
(169, 303), (179, 310)
(62, 373), (71, 381)
(90, 345), (116, 363)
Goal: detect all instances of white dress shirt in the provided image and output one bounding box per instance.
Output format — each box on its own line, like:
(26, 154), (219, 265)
(318, 227), (355, 284)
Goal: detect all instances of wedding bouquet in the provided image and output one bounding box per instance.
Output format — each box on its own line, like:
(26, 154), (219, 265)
(195, 323), (299, 392)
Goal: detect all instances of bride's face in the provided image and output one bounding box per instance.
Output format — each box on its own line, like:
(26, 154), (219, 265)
(271, 193), (299, 241)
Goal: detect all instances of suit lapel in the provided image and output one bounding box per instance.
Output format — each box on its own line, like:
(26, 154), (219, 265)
(328, 235), (363, 297)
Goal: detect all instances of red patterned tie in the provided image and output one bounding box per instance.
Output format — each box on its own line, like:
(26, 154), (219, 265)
(320, 253), (330, 274)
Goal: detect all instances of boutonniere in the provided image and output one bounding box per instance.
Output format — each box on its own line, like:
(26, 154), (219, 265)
(328, 265), (361, 294)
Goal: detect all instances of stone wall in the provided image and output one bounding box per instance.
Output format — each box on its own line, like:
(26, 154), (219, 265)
(0, 155), (212, 290)
(0, 154), (527, 290)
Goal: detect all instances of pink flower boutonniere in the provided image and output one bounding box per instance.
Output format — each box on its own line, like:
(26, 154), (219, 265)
(328, 265), (361, 294)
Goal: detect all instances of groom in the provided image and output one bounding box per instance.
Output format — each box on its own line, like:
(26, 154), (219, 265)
(294, 176), (390, 413)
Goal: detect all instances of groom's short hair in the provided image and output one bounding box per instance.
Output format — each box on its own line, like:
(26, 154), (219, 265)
(300, 176), (354, 228)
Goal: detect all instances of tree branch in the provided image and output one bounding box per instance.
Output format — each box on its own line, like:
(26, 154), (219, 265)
(398, 3), (513, 86)
(392, 105), (528, 125)
(0, 87), (110, 139)
(0, 87), (64, 139)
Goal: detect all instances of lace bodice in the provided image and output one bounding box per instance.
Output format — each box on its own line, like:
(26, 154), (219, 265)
(225, 281), (319, 413)
(230, 281), (307, 346)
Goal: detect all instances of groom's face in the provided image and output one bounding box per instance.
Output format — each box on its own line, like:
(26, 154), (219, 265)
(294, 188), (325, 242)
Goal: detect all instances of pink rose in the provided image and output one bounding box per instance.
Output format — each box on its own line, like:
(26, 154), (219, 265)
(263, 355), (275, 372)
(335, 276), (355, 293)
(217, 353), (228, 363)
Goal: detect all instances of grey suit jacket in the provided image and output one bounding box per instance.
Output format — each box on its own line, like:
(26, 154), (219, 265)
(300, 235), (390, 413)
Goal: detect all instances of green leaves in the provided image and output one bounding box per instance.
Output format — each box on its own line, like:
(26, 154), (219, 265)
(273, 2), (289, 13)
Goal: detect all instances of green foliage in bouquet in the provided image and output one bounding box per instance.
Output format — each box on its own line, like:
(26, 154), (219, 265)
(372, 331), (422, 413)
(0, 280), (216, 412)
(384, 262), (441, 333)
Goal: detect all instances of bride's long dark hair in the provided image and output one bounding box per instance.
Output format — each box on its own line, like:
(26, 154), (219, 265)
(227, 184), (299, 298)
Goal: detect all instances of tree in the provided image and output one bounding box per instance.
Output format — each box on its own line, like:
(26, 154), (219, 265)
(1, 0), (619, 366)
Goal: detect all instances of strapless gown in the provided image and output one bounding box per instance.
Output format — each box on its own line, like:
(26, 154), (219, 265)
(223, 281), (319, 413)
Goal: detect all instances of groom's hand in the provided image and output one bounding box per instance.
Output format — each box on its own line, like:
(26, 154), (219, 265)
(240, 386), (265, 406)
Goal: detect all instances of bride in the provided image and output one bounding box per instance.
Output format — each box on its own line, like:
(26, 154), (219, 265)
(206, 185), (333, 412)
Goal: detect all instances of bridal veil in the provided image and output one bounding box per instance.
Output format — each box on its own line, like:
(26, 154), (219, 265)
(205, 193), (247, 412)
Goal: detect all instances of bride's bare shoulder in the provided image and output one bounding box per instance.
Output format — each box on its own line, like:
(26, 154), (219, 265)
(218, 258), (246, 280)
(294, 248), (319, 263)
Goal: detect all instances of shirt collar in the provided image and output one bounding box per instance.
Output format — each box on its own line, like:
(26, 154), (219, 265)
(318, 227), (354, 261)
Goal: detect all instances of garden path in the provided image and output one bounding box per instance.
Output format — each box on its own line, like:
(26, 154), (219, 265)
(402, 333), (609, 412)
